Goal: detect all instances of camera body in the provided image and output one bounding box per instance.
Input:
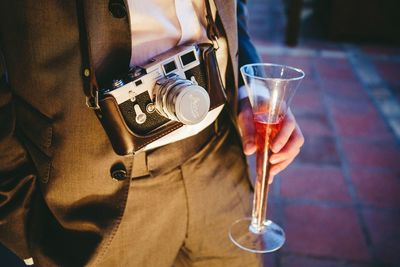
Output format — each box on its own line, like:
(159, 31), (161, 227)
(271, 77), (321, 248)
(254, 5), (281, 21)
(97, 43), (226, 154)
(100, 44), (211, 136)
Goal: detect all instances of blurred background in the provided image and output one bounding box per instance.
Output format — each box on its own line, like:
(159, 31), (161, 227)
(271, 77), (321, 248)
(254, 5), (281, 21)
(1, 0), (400, 266)
(245, 0), (400, 266)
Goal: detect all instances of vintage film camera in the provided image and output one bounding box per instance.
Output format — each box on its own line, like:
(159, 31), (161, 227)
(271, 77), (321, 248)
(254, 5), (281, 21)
(98, 43), (226, 154)
(101, 44), (210, 135)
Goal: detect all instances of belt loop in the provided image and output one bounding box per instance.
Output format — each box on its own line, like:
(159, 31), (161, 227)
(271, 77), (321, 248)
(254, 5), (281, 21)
(214, 118), (219, 135)
(132, 151), (150, 179)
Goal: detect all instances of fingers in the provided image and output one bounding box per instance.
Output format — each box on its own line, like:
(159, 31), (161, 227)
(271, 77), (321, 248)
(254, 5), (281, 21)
(268, 154), (297, 184)
(237, 98), (257, 155)
(269, 123), (304, 164)
(268, 151), (298, 184)
(269, 122), (304, 179)
(237, 102), (305, 181)
(271, 109), (296, 153)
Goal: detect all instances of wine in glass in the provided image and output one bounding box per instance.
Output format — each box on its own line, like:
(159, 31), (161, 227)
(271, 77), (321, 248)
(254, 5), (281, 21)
(229, 63), (305, 253)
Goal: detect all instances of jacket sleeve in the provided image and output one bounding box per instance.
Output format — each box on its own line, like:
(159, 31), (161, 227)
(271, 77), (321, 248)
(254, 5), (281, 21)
(0, 46), (36, 261)
(237, 0), (261, 87)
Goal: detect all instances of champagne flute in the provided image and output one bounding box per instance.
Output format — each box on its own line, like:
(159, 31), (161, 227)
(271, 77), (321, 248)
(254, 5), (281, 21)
(229, 63), (304, 253)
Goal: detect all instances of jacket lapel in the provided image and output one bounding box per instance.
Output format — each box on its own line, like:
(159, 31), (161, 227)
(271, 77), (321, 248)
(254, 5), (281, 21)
(214, 0), (238, 88)
(83, 0), (131, 88)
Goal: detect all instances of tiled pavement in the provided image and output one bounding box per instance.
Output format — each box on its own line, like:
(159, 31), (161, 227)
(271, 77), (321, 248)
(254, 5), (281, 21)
(247, 1), (400, 267)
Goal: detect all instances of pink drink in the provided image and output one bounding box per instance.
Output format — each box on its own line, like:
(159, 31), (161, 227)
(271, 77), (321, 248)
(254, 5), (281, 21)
(252, 113), (283, 231)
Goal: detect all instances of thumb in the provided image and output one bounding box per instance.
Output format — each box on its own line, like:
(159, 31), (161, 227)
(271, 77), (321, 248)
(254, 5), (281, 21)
(237, 98), (257, 155)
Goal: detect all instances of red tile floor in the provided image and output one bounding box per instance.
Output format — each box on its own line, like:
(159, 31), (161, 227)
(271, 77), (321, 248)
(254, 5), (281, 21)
(247, 1), (400, 266)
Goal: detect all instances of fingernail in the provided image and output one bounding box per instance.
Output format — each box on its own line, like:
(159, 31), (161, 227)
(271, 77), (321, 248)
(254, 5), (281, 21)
(270, 157), (280, 164)
(272, 143), (283, 153)
(245, 139), (255, 149)
(270, 169), (278, 177)
(245, 142), (252, 151)
(268, 175), (274, 184)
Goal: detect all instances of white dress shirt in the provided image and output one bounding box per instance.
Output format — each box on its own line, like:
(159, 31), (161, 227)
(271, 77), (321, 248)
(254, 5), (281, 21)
(125, 0), (228, 151)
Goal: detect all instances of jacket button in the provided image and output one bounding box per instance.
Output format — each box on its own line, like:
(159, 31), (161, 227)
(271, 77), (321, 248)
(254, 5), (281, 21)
(109, 0), (127, 18)
(111, 169), (127, 180)
(110, 163), (128, 181)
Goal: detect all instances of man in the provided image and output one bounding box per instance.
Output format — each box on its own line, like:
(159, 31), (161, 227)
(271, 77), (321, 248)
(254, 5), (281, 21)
(0, 0), (303, 266)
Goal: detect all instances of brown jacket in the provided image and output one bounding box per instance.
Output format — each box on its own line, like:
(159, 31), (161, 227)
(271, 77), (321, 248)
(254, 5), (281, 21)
(0, 1), (253, 266)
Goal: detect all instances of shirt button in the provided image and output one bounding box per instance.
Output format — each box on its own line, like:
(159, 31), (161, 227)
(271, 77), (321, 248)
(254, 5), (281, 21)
(108, 0), (127, 19)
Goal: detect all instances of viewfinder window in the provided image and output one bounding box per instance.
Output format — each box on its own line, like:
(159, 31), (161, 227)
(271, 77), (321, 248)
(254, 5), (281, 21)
(135, 80), (143, 86)
(163, 60), (177, 74)
(180, 51), (196, 66)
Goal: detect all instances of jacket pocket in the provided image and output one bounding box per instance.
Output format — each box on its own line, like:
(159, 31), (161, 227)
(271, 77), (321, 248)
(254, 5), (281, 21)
(14, 98), (53, 183)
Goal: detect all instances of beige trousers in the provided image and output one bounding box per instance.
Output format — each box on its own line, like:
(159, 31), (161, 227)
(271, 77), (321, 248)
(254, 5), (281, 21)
(98, 123), (262, 267)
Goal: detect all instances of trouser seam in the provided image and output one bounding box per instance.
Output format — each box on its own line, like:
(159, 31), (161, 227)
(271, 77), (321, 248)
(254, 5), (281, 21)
(179, 166), (190, 240)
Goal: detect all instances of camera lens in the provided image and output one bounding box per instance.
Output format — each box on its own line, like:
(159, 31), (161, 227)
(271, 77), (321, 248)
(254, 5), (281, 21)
(154, 75), (210, 125)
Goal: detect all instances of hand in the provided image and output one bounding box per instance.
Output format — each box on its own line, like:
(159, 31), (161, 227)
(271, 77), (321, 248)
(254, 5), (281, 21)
(237, 98), (305, 183)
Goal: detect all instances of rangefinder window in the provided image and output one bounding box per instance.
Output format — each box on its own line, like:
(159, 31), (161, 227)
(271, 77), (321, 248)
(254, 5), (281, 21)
(180, 51), (196, 66)
(163, 60), (177, 74)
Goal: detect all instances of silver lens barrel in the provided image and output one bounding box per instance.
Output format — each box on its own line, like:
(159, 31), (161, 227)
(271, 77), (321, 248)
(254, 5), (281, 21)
(154, 75), (210, 125)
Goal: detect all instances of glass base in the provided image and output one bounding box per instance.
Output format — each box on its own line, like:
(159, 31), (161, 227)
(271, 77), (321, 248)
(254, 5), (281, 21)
(229, 217), (285, 253)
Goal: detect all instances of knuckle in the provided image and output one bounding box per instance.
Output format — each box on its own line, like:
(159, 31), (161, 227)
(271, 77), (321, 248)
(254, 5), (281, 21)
(295, 126), (305, 147)
(286, 116), (296, 128)
(298, 135), (305, 147)
(286, 149), (300, 162)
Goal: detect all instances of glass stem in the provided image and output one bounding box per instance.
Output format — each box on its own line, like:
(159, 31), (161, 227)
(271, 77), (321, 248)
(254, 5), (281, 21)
(250, 145), (272, 233)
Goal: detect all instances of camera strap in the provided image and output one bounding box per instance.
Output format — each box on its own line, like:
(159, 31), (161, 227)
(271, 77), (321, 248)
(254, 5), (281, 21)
(76, 0), (100, 110)
(76, 0), (220, 110)
(205, 0), (221, 48)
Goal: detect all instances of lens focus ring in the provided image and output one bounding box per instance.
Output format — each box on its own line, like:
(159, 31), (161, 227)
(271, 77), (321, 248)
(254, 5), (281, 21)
(154, 75), (210, 125)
